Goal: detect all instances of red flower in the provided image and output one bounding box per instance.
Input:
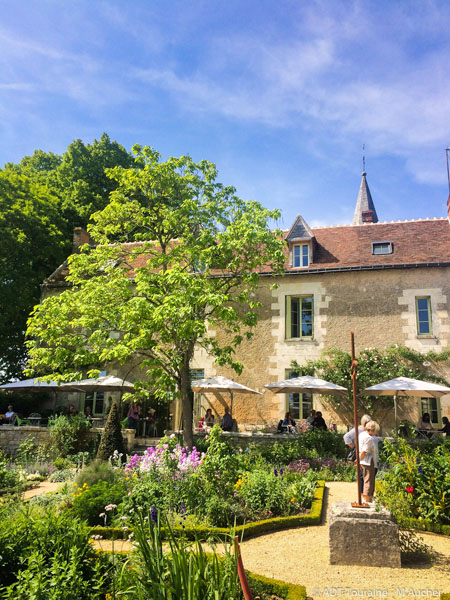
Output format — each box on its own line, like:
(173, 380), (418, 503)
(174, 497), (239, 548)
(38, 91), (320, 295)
(405, 486), (414, 494)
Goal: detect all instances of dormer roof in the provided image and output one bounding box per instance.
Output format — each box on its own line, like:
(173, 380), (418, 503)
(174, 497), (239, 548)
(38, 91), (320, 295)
(285, 215), (315, 242)
(352, 171), (378, 225)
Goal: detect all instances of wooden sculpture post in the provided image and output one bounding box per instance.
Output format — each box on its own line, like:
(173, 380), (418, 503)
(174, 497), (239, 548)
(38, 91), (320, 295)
(350, 330), (367, 508)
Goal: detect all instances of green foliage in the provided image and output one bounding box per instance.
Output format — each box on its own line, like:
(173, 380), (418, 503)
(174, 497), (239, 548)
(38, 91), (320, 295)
(15, 437), (37, 464)
(26, 146), (286, 446)
(48, 414), (92, 458)
(0, 451), (20, 492)
(376, 439), (450, 525)
(75, 460), (118, 488)
(0, 503), (107, 592)
(49, 469), (75, 483)
(117, 507), (242, 600)
(69, 479), (126, 526)
(0, 169), (67, 381)
(398, 529), (434, 565)
(294, 345), (450, 416)
(96, 399), (126, 461)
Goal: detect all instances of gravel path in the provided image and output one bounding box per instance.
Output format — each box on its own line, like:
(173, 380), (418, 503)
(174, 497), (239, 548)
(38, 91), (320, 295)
(23, 481), (61, 498)
(239, 482), (450, 599)
(30, 480), (449, 598)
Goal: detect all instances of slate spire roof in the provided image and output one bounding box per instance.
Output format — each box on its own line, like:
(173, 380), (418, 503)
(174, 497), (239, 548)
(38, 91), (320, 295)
(352, 171), (378, 225)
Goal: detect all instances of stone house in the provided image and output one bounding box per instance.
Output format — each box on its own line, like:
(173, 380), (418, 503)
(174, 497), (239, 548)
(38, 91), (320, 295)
(42, 172), (450, 435)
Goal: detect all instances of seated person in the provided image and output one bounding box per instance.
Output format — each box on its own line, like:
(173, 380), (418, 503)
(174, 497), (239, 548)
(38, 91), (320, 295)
(221, 406), (233, 432)
(281, 411), (296, 433)
(4, 405), (16, 424)
(416, 412), (434, 438)
(312, 411), (328, 430)
(204, 408), (215, 427)
(84, 406), (93, 421)
(305, 410), (316, 430)
(440, 416), (450, 437)
(67, 404), (78, 417)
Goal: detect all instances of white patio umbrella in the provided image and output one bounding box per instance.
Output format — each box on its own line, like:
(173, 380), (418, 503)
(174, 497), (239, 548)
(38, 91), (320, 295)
(61, 375), (135, 393)
(191, 376), (262, 417)
(265, 375), (347, 396)
(0, 378), (62, 391)
(364, 376), (450, 430)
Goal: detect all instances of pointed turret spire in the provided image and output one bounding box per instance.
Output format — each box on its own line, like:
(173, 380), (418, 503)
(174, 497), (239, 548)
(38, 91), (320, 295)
(352, 171), (378, 225)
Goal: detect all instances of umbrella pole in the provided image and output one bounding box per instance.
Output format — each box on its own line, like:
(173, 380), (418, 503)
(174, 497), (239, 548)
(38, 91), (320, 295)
(394, 393), (398, 438)
(350, 330), (367, 508)
(230, 391), (233, 418)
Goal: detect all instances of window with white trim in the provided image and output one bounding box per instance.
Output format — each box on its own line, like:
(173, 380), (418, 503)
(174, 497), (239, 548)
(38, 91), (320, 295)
(286, 295), (313, 339)
(372, 241), (392, 255)
(293, 244), (309, 267)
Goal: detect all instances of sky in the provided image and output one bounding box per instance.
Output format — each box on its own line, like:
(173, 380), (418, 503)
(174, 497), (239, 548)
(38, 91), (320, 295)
(1, 0), (450, 229)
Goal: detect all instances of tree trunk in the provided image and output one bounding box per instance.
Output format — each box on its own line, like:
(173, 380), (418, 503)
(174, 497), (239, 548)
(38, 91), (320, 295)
(180, 357), (194, 448)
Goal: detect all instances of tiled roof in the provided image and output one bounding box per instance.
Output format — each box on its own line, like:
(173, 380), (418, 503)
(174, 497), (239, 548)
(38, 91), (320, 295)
(45, 218), (450, 285)
(278, 218), (450, 273)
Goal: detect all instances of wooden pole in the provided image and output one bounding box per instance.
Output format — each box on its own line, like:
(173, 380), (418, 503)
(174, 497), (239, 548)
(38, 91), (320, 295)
(350, 330), (367, 508)
(235, 535), (254, 600)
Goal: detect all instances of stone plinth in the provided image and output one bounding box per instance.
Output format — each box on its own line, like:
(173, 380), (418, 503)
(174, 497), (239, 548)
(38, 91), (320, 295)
(329, 501), (401, 568)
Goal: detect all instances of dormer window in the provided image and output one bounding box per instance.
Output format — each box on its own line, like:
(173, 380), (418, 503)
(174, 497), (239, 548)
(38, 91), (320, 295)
(372, 241), (392, 255)
(293, 244), (309, 268)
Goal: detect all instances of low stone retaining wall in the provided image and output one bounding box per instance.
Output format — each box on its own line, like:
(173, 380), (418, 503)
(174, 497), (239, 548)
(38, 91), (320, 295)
(0, 425), (136, 455)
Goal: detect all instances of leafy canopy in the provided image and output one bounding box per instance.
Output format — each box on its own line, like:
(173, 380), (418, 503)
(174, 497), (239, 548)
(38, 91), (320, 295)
(26, 146), (286, 445)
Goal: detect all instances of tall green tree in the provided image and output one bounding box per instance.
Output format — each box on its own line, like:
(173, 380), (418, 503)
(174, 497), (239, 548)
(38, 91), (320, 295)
(26, 146), (285, 445)
(0, 171), (67, 382)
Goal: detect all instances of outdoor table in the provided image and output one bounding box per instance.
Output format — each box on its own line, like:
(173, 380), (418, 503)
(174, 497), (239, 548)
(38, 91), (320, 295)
(27, 416), (41, 426)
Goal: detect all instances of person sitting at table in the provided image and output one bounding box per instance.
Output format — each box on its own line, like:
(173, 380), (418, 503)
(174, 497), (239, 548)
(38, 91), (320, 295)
(84, 406), (93, 422)
(204, 408), (215, 427)
(312, 411), (327, 430)
(4, 405), (16, 424)
(221, 406), (233, 432)
(67, 404), (78, 417)
(416, 412), (434, 438)
(281, 411), (296, 433)
(440, 416), (450, 437)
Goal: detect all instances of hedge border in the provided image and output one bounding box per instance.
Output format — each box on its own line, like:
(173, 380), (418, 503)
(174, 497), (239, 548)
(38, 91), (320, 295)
(396, 516), (450, 537)
(88, 480), (325, 541)
(246, 571), (307, 600)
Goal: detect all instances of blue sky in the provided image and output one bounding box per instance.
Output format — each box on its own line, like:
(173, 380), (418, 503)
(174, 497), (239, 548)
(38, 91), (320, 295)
(1, 0), (450, 228)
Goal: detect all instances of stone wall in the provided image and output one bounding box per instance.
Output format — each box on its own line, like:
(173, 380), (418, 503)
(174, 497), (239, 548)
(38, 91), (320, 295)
(192, 265), (450, 432)
(0, 426), (136, 455)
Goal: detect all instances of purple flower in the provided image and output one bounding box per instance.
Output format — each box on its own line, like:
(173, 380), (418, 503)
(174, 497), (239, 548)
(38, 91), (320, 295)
(279, 468), (284, 476)
(274, 468), (278, 476)
(150, 506), (158, 523)
(418, 466), (423, 474)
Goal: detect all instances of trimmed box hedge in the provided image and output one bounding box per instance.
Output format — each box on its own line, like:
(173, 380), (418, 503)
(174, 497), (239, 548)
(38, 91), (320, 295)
(89, 480), (325, 541)
(246, 571), (306, 600)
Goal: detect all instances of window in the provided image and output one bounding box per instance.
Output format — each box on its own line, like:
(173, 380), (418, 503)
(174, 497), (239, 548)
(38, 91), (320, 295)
(286, 296), (313, 339)
(84, 392), (105, 416)
(416, 297), (432, 335)
(372, 241), (392, 255)
(190, 369), (205, 381)
(420, 397), (440, 426)
(285, 369), (313, 420)
(293, 244), (309, 267)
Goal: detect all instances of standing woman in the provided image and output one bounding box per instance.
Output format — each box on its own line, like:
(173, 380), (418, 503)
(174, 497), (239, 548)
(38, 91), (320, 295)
(358, 420), (379, 504)
(127, 401), (141, 430)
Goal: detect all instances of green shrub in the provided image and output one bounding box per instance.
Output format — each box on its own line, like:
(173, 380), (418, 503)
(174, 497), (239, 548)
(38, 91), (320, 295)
(0, 452), (20, 492)
(74, 460), (117, 488)
(96, 399), (125, 461)
(48, 414), (92, 457)
(0, 503), (106, 592)
(15, 437), (37, 464)
(69, 479), (126, 526)
(53, 457), (73, 471)
(49, 468), (75, 483)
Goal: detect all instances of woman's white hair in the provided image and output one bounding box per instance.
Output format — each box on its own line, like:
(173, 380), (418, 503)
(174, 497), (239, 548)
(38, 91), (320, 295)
(365, 420), (380, 434)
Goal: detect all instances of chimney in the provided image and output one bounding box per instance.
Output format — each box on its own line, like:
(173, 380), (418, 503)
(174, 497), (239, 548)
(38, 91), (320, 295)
(361, 210), (374, 223)
(72, 227), (91, 251)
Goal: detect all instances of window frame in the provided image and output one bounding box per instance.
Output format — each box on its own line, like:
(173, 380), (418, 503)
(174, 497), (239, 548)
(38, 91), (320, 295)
(372, 241), (393, 255)
(415, 296), (432, 336)
(285, 295), (314, 340)
(292, 243), (310, 268)
(419, 397), (441, 426)
(284, 369), (313, 420)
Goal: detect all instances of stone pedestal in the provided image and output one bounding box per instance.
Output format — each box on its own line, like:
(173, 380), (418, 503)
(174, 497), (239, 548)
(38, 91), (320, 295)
(329, 501), (401, 568)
